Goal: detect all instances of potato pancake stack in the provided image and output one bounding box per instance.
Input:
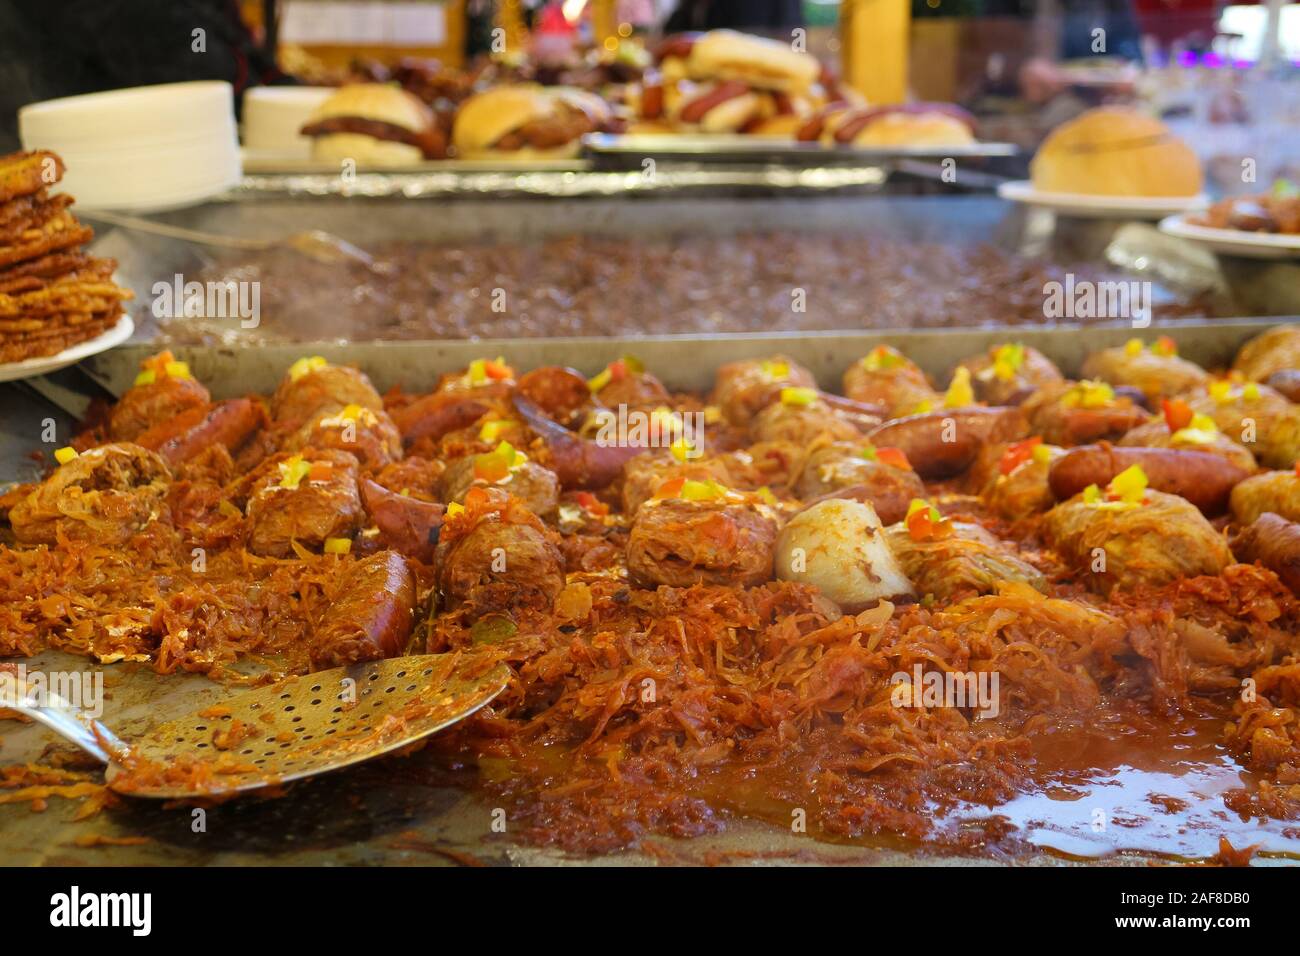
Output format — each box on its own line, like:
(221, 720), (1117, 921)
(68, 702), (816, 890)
(0, 150), (132, 364)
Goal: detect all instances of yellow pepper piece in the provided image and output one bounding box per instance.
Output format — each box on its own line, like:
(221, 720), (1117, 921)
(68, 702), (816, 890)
(863, 346), (904, 372)
(164, 360), (191, 379)
(288, 356), (327, 381)
(54, 447), (78, 465)
(759, 359), (790, 381)
(587, 367), (612, 392)
(324, 537), (352, 555)
(478, 419), (511, 443)
(446, 501), (466, 517)
(1124, 338), (1144, 357)
(1208, 380), (1233, 404)
(944, 367), (974, 408)
(1110, 464), (1148, 503)
(756, 486), (777, 506)
(278, 455), (311, 490)
(1062, 380), (1115, 409)
(780, 386), (818, 407)
(133, 369), (157, 387)
(1242, 383), (1260, 401)
(669, 436), (695, 463)
(1031, 443), (1053, 466)
(1082, 484), (1102, 504)
(681, 479), (727, 501)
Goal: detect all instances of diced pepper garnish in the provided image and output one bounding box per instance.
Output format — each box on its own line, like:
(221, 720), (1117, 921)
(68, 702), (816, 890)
(998, 436), (1043, 475)
(759, 359), (790, 381)
(862, 345), (904, 372)
(324, 537), (352, 555)
(1083, 483), (1102, 504)
(446, 501), (466, 517)
(1031, 443), (1053, 466)
(288, 356), (327, 381)
(164, 360), (191, 379)
(654, 476), (687, 499)
(587, 367), (613, 392)
(473, 440), (526, 482)
(703, 405), (723, 425)
(574, 491), (609, 516)
(905, 497), (948, 541)
(467, 357), (513, 386)
(340, 404), (362, 421)
(992, 343), (1025, 381)
(1161, 398), (1194, 432)
(1243, 383), (1260, 401)
(669, 435), (697, 462)
(1124, 338), (1144, 357)
(780, 386), (818, 407)
(1108, 464), (1148, 505)
(756, 486), (778, 506)
(478, 419), (511, 443)
(944, 366), (974, 408)
(681, 478), (728, 501)
(910, 398), (935, 415)
(1208, 380), (1234, 404)
(278, 455), (311, 489)
(874, 446), (912, 471)
(1152, 336), (1177, 357)
(1061, 380), (1115, 409)
(133, 369), (157, 387)
(1172, 413), (1219, 445)
(54, 447), (78, 465)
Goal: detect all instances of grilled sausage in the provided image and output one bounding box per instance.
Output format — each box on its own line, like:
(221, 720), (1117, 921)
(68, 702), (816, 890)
(866, 406), (1028, 479)
(135, 398), (266, 465)
(311, 550), (417, 668)
(1231, 512), (1300, 595)
(360, 478), (445, 563)
(1048, 444), (1249, 515)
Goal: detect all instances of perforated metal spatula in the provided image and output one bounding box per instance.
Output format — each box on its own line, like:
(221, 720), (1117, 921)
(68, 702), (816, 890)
(0, 655), (509, 800)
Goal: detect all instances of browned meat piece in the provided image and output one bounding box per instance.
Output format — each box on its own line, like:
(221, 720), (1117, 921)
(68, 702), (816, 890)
(438, 454), (560, 521)
(1118, 418), (1257, 473)
(1048, 444), (1250, 516)
(9, 443), (171, 545)
(867, 406), (1028, 479)
(595, 367), (671, 412)
(1184, 382), (1300, 470)
(626, 495), (778, 588)
(271, 362), (384, 427)
(243, 449), (363, 557)
(1230, 470), (1300, 526)
(620, 453), (742, 516)
(515, 366), (594, 428)
(954, 343), (1063, 406)
(1265, 369), (1300, 403)
(712, 355), (816, 426)
(749, 397), (865, 446)
(435, 488), (565, 609)
(791, 441), (924, 524)
(134, 398), (267, 466)
(284, 405), (403, 468)
(360, 478), (445, 563)
(1020, 381), (1147, 447)
(311, 551), (417, 668)
(1043, 489), (1232, 594)
(982, 444), (1064, 520)
(1231, 513), (1300, 595)
(842, 346), (937, 418)
(1081, 344), (1209, 404)
(109, 375), (211, 441)
(884, 520), (1045, 600)
(1233, 325), (1300, 382)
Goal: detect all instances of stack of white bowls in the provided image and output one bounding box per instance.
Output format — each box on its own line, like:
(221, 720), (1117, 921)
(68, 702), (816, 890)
(18, 81), (241, 211)
(242, 86), (335, 161)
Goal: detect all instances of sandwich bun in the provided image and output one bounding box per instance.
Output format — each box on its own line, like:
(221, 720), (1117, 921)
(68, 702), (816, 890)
(452, 84), (556, 157)
(688, 30), (820, 94)
(1031, 107), (1203, 197)
(850, 112), (974, 147)
(305, 83), (433, 166)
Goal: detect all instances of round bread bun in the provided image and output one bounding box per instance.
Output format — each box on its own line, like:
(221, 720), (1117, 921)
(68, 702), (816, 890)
(312, 132), (424, 166)
(306, 83), (433, 166)
(687, 30), (820, 94)
(452, 84), (556, 157)
(851, 112), (975, 148)
(1031, 107), (1203, 197)
(309, 83), (431, 130)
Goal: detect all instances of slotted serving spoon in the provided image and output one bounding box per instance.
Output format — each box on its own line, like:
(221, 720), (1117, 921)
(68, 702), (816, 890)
(0, 655), (509, 799)
(82, 208), (386, 271)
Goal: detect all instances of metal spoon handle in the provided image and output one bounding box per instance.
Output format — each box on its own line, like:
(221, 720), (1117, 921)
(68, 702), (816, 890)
(80, 208), (271, 251)
(0, 670), (124, 765)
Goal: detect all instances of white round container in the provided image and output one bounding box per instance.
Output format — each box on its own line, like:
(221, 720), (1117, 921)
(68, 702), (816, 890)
(242, 86), (335, 158)
(18, 81), (241, 211)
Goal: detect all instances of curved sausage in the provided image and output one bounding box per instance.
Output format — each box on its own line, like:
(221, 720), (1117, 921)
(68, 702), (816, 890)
(1231, 513), (1300, 595)
(512, 392), (646, 489)
(678, 81), (750, 124)
(1265, 369), (1300, 404)
(311, 550), (417, 668)
(866, 407), (1028, 479)
(1048, 444), (1249, 515)
(391, 392), (493, 446)
(135, 399), (266, 465)
(360, 478), (445, 563)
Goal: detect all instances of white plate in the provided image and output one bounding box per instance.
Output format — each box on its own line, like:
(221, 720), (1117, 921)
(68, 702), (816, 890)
(997, 180), (1207, 220)
(0, 314), (134, 383)
(1157, 214), (1300, 260)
